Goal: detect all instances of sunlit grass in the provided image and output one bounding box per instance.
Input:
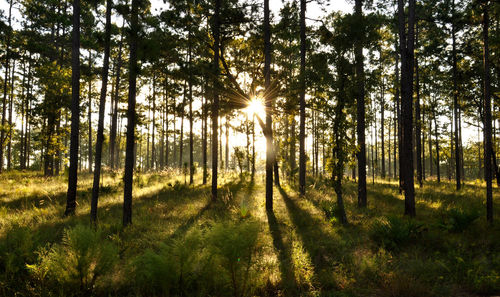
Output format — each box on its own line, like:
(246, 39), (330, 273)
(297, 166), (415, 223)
(0, 171), (499, 296)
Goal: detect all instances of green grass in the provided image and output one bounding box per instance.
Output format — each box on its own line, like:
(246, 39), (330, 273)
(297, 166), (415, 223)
(0, 171), (499, 296)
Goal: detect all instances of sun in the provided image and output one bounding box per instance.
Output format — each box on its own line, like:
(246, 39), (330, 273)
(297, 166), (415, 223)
(244, 96), (266, 119)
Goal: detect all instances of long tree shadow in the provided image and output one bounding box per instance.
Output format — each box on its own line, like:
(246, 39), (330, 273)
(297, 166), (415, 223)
(266, 209), (298, 294)
(278, 186), (350, 293)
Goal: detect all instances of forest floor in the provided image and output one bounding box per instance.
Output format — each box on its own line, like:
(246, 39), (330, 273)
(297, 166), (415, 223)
(0, 170), (499, 297)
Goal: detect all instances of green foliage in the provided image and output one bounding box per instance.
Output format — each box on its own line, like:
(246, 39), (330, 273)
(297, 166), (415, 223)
(369, 216), (424, 252)
(0, 225), (35, 282)
(439, 208), (479, 233)
(132, 228), (205, 296)
(207, 220), (262, 297)
(320, 199), (339, 224)
(28, 224), (118, 296)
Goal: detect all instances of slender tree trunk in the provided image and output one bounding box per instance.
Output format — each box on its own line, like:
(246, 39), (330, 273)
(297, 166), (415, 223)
(482, 1), (493, 223)
(429, 115), (433, 176)
(398, 0), (416, 216)
(202, 87), (208, 184)
(434, 111), (440, 183)
(355, 0), (367, 207)
(7, 60), (15, 171)
(110, 28), (124, 170)
(65, 0), (80, 216)
(264, 0), (273, 210)
(152, 76), (156, 170)
(189, 43), (194, 184)
(91, 0), (112, 224)
(211, 0), (221, 201)
(88, 52), (93, 172)
(299, 0), (306, 195)
(452, 0), (461, 190)
(123, 0), (139, 226)
(252, 115), (256, 177)
(381, 76), (385, 179)
(415, 22), (422, 187)
(0, 0), (13, 173)
(179, 80), (187, 168)
(225, 115), (229, 171)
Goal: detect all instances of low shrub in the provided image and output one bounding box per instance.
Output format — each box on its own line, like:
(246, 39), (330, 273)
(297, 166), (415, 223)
(439, 208), (479, 233)
(0, 225), (35, 285)
(28, 224), (118, 296)
(369, 216), (423, 252)
(133, 228), (205, 296)
(207, 220), (262, 297)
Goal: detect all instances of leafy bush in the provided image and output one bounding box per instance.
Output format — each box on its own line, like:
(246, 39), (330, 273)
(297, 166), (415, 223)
(133, 228), (205, 296)
(207, 220), (262, 297)
(440, 208), (479, 233)
(320, 200), (338, 224)
(369, 216), (423, 252)
(0, 225), (35, 283)
(28, 224), (118, 296)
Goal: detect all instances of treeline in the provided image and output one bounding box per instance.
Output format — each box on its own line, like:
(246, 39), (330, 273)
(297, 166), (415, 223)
(0, 0), (498, 224)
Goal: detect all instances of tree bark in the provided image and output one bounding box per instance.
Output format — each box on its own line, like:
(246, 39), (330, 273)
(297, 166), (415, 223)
(415, 21), (422, 187)
(482, 0), (493, 223)
(452, 0), (461, 190)
(211, 0), (221, 201)
(110, 29), (124, 170)
(398, 0), (416, 216)
(91, 0), (112, 224)
(355, 0), (367, 207)
(65, 0), (80, 216)
(299, 0), (306, 196)
(0, 0), (13, 173)
(123, 0), (139, 227)
(264, 0), (273, 210)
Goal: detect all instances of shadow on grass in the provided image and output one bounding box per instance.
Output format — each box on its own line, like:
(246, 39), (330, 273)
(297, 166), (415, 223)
(266, 209), (298, 294)
(278, 186), (349, 292)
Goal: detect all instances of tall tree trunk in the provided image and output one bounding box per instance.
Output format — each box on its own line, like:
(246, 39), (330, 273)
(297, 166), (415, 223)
(179, 80), (187, 168)
(152, 75), (156, 170)
(452, 0), (461, 190)
(0, 0), (13, 173)
(202, 87), (208, 184)
(88, 52), (93, 172)
(110, 28), (124, 170)
(225, 115), (229, 171)
(415, 21), (422, 187)
(7, 60), (15, 171)
(91, 0), (112, 224)
(290, 115), (296, 179)
(434, 110), (440, 183)
(398, 0), (416, 216)
(264, 0), (273, 210)
(211, 0), (220, 201)
(299, 0), (306, 195)
(65, 0), (80, 216)
(482, 0), (493, 223)
(165, 76), (170, 168)
(123, 0), (139, 226)
(396, 35), (402, 190)
(188, 36), (194, 184)
(381, 76), (385, 179)
(355, 0), (367, 206)
(429, 115), (433, 176)
(333, 58), (349, 225)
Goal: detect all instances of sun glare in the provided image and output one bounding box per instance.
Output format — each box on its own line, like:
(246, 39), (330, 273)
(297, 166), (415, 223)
(245, 97), (266, 119)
